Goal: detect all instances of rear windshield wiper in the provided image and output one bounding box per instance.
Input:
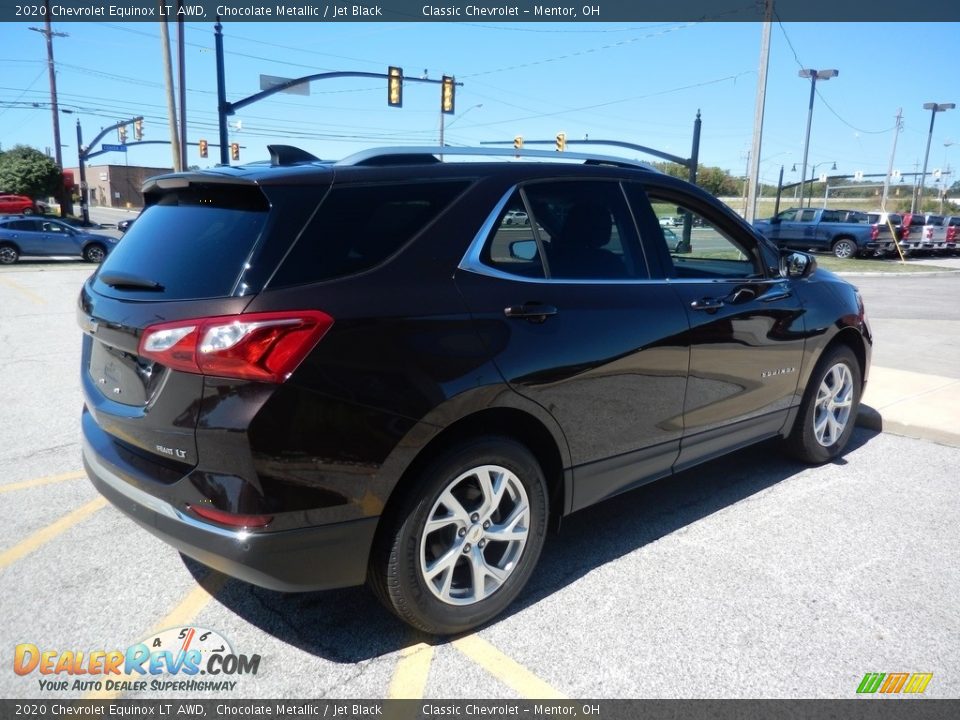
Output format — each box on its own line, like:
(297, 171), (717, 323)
(98, 271), (165, 291)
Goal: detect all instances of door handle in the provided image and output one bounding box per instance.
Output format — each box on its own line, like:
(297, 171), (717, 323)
(690, 297), (724, 312)
(504, 303), (558, 323)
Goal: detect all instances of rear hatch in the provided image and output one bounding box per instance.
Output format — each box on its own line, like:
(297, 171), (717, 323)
(78, 176), (324, 476)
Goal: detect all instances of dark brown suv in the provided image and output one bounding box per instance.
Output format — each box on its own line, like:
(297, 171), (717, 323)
(79, 146), (871, 634)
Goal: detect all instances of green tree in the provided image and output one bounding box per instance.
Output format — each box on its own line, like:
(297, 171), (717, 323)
(0, 145), (62, 198)
(652, 161), (739, 197)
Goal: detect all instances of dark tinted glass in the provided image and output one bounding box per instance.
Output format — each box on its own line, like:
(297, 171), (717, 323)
(482, 191), (545, 279)
(270, 181), (469, 287)
(522, 180), (646, 280)
(92, 184), (269, 300)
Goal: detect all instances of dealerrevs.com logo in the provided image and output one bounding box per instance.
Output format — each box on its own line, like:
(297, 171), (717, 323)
(14, 627), (261, 693)
(857, 672), (933, 695)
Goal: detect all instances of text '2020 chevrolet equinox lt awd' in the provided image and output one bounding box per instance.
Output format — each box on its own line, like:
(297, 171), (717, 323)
(79, 145), (871, 634)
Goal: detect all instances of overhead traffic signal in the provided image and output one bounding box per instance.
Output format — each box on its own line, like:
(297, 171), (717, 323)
(441, 75), (455, 115)
(514, 136), (523, 150)
(199, 139), (208, 158)
(556, 132), (566, 152)
(118, 124), (128, 144)
(230, 142), (240, 162)
(387, 66), (403, 108)
(134, 118), (143, 141)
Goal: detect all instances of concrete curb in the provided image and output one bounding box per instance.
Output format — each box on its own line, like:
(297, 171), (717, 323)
(856, 403), (960, 449)
(837, 270), (960, 278)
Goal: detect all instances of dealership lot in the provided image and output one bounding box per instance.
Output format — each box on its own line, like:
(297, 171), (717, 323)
(1, 265), (958, 699)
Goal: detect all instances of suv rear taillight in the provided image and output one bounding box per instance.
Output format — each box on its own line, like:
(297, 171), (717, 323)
(139, 310), (333, 383)
(947, 226), (957, 242)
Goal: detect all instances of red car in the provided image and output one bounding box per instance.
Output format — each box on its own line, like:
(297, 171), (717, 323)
(0, 194), (37, 215)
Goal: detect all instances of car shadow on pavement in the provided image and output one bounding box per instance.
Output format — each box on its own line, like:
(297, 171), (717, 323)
(183, 427), (880, 662)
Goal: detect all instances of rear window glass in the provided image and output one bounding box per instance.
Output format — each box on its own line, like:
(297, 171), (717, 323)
(92, 184), (269, 300)
(269, 180), (469, 287)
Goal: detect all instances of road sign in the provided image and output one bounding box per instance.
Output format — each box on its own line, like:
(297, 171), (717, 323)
(854, 170), (864, 181)
(101, 143), (127, 152)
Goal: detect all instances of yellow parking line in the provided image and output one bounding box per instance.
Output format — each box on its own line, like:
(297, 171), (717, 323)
(453, 635), (566, 699)
(85, 572), (229, 700)
(0, 496), (107, 570)
(388, 640), (435, 699)
(0, 470), (86, 494)
(0, 275), (46, 304)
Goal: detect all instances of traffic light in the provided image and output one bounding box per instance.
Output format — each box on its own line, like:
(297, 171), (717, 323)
(556, 132), (566, 152)
(118, 124), (128, 144)
(513, 136), (523, 150)
(134, 118), (143, 141)
(199, 139), (208, 159)
(387, 66), (402, 108)
(441, 75), (455, 115)
(230, 143), (240, 162)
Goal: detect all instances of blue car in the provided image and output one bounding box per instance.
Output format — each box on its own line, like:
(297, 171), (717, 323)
(0, 216), (119, 264)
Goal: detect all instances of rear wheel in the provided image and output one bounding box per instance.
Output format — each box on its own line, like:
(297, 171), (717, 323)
(22, 207), (34, 215)
(832, 238), (857, 259)
(0, 243), (19, 264)
(369, 437), (548, 635)
(786, 344), (861, 464)
(83, 243), (106, 263)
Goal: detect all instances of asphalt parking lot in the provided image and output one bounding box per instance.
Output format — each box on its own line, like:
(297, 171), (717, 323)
(1, 264), (958, 700)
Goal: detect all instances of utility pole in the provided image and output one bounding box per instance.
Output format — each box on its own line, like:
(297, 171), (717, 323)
(880, 108), (902, 209)
(29, 4), (70, 214)
(159, 11), (182, 171)
(745, 0), (772, 223)
(177, 2), (188, 170)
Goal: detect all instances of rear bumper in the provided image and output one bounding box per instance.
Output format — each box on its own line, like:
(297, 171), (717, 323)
(81, 419), (378, 593)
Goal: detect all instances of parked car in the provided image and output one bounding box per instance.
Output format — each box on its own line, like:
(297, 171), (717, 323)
(0, 194), (37, 215)
(78, 145), (871, 634)
(502, 209), (529, 225)
(753, 207), (878, 258)
(117, 216), (137, 233)
(0, 216), (118, 264)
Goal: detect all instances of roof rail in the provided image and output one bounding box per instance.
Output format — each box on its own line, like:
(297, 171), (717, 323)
(335, 146), (659, 171)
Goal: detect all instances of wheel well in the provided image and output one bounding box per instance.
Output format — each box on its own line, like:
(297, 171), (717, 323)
(0, 240), (20, 250)
(832, 235), (856, 246)
(379, 408), (565, 534)
(826, 327), (867, 388)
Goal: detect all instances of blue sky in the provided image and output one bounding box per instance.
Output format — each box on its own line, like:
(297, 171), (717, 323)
(1, 20), (958, 189)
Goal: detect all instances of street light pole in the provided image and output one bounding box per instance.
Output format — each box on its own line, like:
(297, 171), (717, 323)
(914, 102), (955, 214)
(797, 68), (838, 211)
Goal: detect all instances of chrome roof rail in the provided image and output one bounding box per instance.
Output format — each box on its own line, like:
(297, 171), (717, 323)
(335, 145), (659, 171)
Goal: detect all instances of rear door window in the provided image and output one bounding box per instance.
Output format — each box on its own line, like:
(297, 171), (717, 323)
(269, 180), (469, 287)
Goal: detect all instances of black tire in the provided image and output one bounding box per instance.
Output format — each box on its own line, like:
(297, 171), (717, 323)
(0, 243), (19, 264)
(22, 207), (34, 215)
(83, 243), (106, 263)
(832, 237), (857, 259)
(369, 437), (548, 635)
(786, 344), (862, 464)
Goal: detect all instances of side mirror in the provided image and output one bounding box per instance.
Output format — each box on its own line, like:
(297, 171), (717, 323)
(509, 239), (538, 261)
(780, 250), (816, 279)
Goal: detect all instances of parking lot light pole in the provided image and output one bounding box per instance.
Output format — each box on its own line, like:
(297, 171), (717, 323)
(913, 102), (955, 214)
(797, 69), (838, 211)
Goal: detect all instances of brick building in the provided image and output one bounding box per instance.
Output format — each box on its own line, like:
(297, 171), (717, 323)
(64, 164), (172, 210)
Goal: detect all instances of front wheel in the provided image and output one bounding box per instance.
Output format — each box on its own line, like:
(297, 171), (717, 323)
(832, 238), (857, 259)
(786, 345), (862, 464)
(369, 437), (548, 635)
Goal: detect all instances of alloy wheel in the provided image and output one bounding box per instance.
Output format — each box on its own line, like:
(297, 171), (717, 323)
(813, 362), (854, 447)
(419, 464), (530, 606)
